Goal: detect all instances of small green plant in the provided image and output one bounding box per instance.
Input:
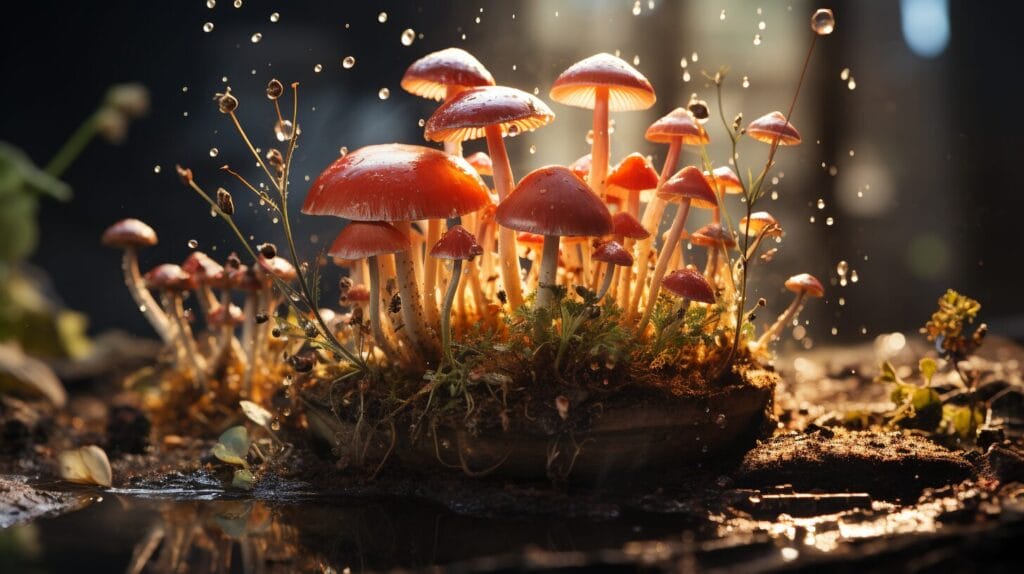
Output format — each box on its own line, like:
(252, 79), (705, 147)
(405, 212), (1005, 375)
(212, 426), (256, 490)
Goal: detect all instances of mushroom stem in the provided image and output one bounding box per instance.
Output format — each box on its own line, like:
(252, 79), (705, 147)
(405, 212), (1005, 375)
(589, 86), (610, 200)
(616, 238), (636, 310)
(241, 292), (258, 395)
(122, 248), (172, 342)
(535, 235), (561, 310)
(422, 219), (443, 326)
(367, 256), (401, 363)
(595, 263), (616, 302)
(627, 137), (682, 321)
(484, 124), (524, 310)
(394, 221), (433, 355)
(638, 200), (691, 334)
(168, 292), (207, 391)
(756, 291), (807, 349)
(440, 259), (462, 364)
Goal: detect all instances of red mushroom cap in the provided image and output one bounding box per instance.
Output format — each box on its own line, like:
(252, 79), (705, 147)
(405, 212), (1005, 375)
(181, 252), (223, 282)
(303, 144), (490, 222)
(746, 111), (802, 146)
(346, 284), (371, 303)
(429, 224), (484, 260)
(592, 241), (633, 267)
(228, 265), (267, 292)
(208, 303), (244, 327)
(496, 166), (612, 237)
(257, 254), (297, 282)
(568, 153), (592, 180)
(328, 221), (410, 260)
(645, 107), (709, 145)
(549, 53), (656, 111)
(400, 48), (496, 101)
(785, 273), (824, 298)
(611, 212), (650, 240)
(706, 166), (743, 195)
(662, 269), (715, 303)
(658, 166), (718, 209)
(690, 223), (737, 248)
(102, 218), (158, 249)
(144, 264), (194, 291)
(607, 153), (659, 191)
(424, 86), (555, 142)
(465, 151), (493, 176)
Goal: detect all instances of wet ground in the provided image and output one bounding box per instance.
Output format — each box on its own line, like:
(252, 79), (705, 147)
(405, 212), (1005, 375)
(3, 334), (1024, 572)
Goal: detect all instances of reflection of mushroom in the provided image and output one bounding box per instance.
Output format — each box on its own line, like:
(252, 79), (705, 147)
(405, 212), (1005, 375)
(638, 167), (717, 333)
(495, 166), (611, 310)
(550, 53), (656, 200)
(102, 219), (171, 341)
(304, 144), (489, 356)
(328, 221), (409, 361)
(591, 241), (632, 302)
(144, 264), (207, 389)
(755, 273), (824, 349)
(628, 108), (708, 321)
(745, 111), (802, 146)
(425, 85), (555, 311)
(429, 225), (483, 363)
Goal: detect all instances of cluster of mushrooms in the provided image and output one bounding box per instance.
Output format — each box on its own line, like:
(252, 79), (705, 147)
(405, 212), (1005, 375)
(105, 46), (826, 385)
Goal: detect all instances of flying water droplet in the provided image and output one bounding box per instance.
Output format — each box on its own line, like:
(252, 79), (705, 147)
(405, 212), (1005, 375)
(188, 239), (199, 249)
(633, 54), (640, 66)
(209, 147), (219, 157)
(206, 0), (216, 8)
(836, 260), (849, 276)
(377, 11), (388, 23)
(378, 87), (390, 100)
(850, 270), (859, 283)
(250, 32), (262, 43)
(840, 67), (850, 80)
(269, 12), (279, 23)
(826, 216), (835, 226)
(683, 70), (691, 82)
(233, 0), (242, 7)
(313, 63), (323, 73)
(817, 198), (825, 209)
(720, 9), (726, 21)
(203, 22), (214, 33)
(153, 165), (161, 173)
(339, 146), (348, 157)
(753, 34), (762, 46)
(401, 28), (415, 46)
(632, 1), (642, 16)
(811, 8), (835, 35)
(847, 78), (857, 90)
(758, 20), (766, 30)
(529, 145), (537, 154)
(742, 76), (750, 88)
(342, 56), (355, 69)
(274, 119), (296, 141)
(680, 58), (688, 68)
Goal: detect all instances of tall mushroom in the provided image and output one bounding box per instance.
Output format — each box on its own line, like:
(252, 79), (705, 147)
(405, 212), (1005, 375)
(102, 219), (171, 341)
(328, 221), (410, 362)
(495, 166), (612, 310)
(637, 166), (718, 333)
(402, 48), (496, 326)
(549, 53), (656, 201)
(303, 144), (490, 357)
(425, 85), (555, 311)
(755, 273), (824, 349)
(144, 264), (207, 389)
(591, 241), (632, 302)
(429, 225), (483, 363)
(627, 108), (709, 321)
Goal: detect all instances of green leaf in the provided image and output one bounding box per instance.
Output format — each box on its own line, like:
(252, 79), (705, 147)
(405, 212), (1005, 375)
(877, 361), (903, 385)
(239, 400), (274, 430)
(212, 426), (250, 466)
(944, 404), (984, 439)
(918, 357), (938, 386)
(231, 468), (255, 490)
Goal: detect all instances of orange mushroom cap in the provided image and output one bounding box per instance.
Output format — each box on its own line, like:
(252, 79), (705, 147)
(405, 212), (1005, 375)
(645, 107), (709, 145)
(346, 284), (371, 303)
(400, 47), (495, 101)
(424, 86), (554, 142)
(690, 223), (737, 248)
(496, 166), (612, 237)
(303, 144), (490, 222)
(607, 153), (659, 191)
(785, 273), (824, 298)
(464, 151), (493, 176)
(102, 218), (157, 248)
(592, 241), (633, 267)
(611, 212), (650, 240)
(328, 221), (410, 260)
(549, 53), (656, 111)
(740, 211), (783, 237)
(662, 269), (715, 303)
(429, 224), (483, 260)
(746, 111), (802, 146)
(144, 264), (194, 291)
(658, 166), (718, 209)
(706, 166), (743, 195)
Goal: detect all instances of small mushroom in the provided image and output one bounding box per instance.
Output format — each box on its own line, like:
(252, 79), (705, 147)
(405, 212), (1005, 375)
(429, 225), (483, 362)
(690, 223), (738, 293)
(755, 273), (825, 349)
(144, 264), (207, 389)
(592, 241), (633, 302)
(746, 111), (802, 146)
(662, 269), (715, 306)
(101, 219), (171, 341)
(181, 251), (223, 319)
(739, 211), (784, 259)
(610, 211), (651, 310)
(704, 166), (744, 224)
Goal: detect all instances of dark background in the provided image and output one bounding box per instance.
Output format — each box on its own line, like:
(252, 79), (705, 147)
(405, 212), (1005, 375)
(1, 0), (1021, 347)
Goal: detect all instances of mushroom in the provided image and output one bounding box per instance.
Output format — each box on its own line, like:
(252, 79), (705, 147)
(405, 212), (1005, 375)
(328, 221), (410, 362)
(429, 225), (483, 363)
(208, 302), (243, 368)
(607, 153), (660, 218)
(568, 153), (592, 181)
(402, 49), (496, 327)
(101, 219), (171, 341)
(755, 273), (824, 349)
(144, 264), (207, 389)
(610, 211), (651, 310)
(591, 241), (632, 302)
(690, 223), (738, 295)
(627, 108), (709, 321)
(705, 166), (744, 224)
(495, 166), (612, 310)
(745, 111), (802, 147)
(425, 85), (555, 312)
(662, 269), (715, 307)
(255, 253), (298, 364)
(229, 265), (267, 394)
(549, 53), (656, 201)
(304, 144), (490, 357)
(739, 211), (784, 259)
(181, 251), (223, 320)
(464, 151), (493, 177)
(637, 166), (718, 333)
